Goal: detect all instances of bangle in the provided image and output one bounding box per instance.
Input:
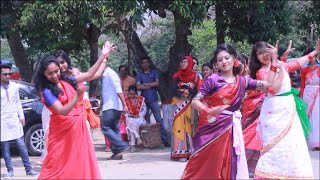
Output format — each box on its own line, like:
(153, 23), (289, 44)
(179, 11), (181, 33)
(280, 56), (286, 62)
(270, 65), (277, 72)
(307, 53), (313, 61)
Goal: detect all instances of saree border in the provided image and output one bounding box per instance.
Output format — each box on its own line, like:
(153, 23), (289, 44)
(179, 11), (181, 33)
(255, 170), (313, 179)
(190, 124), (232, 158)
(260, 101), (295, 156)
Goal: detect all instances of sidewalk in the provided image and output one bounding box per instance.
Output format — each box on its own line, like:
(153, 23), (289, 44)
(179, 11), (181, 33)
(1, 129), (319, 179)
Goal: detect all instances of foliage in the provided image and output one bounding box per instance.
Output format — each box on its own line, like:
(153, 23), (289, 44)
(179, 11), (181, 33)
(218, 0), (291, 44)
(19, 1), (113, 54)
(189, 20), (216, 65)
(0, 39), (13, 60)
(140, 13), (175, 71)
(168, 0), (208, 24)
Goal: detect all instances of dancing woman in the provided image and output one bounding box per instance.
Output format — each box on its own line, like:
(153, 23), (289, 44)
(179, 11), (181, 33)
(181, 43), (278, 179)
(251, 40), (320, 179)
(33, 42), (114, 179)
(299, 49), (320, 150)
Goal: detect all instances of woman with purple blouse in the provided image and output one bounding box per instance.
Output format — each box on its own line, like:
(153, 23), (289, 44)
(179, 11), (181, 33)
(181, 43), (279, 180)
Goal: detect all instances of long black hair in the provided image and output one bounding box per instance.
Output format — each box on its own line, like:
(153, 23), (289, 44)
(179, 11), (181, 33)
(33, 54), (78, 98)
(211, 43), (241, 76)
(249, 41), (268, 79)
(54, 50), (72, 71)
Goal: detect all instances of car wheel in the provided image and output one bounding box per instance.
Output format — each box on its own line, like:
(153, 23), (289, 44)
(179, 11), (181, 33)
(25, 124), (44, 156)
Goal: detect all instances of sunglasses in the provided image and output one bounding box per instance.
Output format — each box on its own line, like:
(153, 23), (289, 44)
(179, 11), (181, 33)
(1, 72), (12, 76)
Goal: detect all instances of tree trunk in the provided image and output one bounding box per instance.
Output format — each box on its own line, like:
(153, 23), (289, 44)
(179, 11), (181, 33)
(159, 11), (193, 101)
(82, 24), (101, 97)
(215, 3), (226, 46)
(6, 32), (33, 82)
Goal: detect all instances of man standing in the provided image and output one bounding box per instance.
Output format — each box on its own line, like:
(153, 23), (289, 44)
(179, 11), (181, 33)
(136, 57), (170, 147)
(119, 65), (136, 95)
(1, 63), (38, 178)
(101, 66), (130, 160)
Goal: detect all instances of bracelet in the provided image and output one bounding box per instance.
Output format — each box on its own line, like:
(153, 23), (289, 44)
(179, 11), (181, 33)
(280, 56), (287, 62)
(307, 53), (313, 61)
(270, 65), (277, 72)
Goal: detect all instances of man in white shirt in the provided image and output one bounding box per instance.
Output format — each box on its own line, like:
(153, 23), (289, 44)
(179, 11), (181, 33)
(1, 63), (38, 178)
(101, 66), (130, 160)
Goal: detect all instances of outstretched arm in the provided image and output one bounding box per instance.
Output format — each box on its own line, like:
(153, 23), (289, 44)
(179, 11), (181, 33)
(75, 41), (114, 83)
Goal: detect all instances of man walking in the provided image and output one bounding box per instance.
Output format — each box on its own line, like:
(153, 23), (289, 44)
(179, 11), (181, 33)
(1, 63), (38, 178)
(101, 66), (130, 160)
(136, 57), (170, 147)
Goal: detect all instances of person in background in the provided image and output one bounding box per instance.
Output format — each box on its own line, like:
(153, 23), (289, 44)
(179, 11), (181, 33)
(123, 85), (146, 152)
(119, 65), (136, 95)
(1, 63), (39, 178)
(201, 63), (213, 79)
(171, 56), (200, 162)
(136, 57), (170, 147)
(118, 64), (136, 142)
(299, 48), (320, 150)
(101, 64), (130, 160)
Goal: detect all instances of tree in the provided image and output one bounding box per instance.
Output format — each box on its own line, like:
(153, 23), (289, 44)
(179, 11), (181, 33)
(1, 1), (34, 82)
(210, 1), (291, 46)
(19, 1), (114, 95)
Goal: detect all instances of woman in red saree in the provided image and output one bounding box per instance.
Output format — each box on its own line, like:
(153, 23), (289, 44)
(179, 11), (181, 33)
(33, 42), (114, 179)
(240, 71), (267, 175)
(181, 43), (278, 179)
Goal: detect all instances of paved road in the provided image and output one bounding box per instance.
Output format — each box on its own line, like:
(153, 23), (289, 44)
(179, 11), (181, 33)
(1, 129), (319, 179)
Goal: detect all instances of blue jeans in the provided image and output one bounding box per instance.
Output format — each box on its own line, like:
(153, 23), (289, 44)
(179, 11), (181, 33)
(101, 109), (129, 154)
(145, 101), (169, 144)
(1, 136), (32, 173)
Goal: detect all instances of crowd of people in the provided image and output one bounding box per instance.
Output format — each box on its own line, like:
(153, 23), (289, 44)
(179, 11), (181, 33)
(1, 38), (319, 179)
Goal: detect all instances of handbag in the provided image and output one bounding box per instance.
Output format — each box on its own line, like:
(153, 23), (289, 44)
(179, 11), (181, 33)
(83, 99), (100, 129)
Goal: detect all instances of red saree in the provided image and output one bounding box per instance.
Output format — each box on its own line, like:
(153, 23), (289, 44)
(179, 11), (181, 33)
(38, 80), (101, 179)
(182, 76), (247, 179)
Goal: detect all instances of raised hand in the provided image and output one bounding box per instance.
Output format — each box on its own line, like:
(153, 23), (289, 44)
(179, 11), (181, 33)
(281, 40), (295, 61)
(266, 43), (278, 63)
(101, 41), (116, 57)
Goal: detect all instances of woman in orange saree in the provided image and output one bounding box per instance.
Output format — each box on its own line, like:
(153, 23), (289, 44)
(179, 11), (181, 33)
(33, 41), (114, 179)
(181, 43), (278, 179)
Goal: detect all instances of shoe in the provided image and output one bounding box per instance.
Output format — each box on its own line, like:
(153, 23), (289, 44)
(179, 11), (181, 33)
(136, 138), (143, 147)
(4, 171), (14, 179)
(137, 138), (143, 146)
(106, 154), (123, 160)
(177, 158), (188, 162)
(105, 147), (111, 152)
(164, 142), (171, 147)
(130, 146), (136, 153)
(26, 170), (39, 176)
(117, 145), (131, 155)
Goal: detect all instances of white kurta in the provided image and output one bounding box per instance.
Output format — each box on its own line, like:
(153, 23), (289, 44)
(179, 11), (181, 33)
(1, 81), (25, 141)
